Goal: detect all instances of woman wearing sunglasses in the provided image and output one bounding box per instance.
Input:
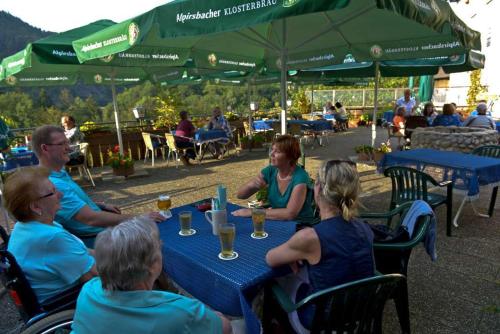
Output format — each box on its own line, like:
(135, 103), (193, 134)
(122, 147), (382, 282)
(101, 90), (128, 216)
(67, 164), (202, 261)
(4, 167), (96, 303)
(265, 160), (375, 332)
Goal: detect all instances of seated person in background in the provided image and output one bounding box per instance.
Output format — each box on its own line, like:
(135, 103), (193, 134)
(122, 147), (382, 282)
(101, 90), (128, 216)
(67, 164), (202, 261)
(61, 115), (85, 166)
(32, 125), (164, 247)
(323, 101), (333, 114)
(470, 100), (492, 117)
(422, 102), (438, 125)
(265, 160), (375, 332)
(334, 101), (348, 130)
(71, 218), (231, 334)
(432, 103), (461, 127)
(0, 116), (14, 152)
(4, 167), (97, 303)
(395, 88), (416, 117)
(175, 110), (197, 165)
(207, 106), (233, 159)
(233, 135), (314, 222)
(462, 103), (496, 130)
(392, 106), (406, 147)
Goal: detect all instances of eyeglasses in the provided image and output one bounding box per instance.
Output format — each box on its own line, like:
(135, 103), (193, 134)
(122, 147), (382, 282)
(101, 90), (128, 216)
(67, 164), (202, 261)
(38, 192), (56, 200)
(45, 141), (70, 146)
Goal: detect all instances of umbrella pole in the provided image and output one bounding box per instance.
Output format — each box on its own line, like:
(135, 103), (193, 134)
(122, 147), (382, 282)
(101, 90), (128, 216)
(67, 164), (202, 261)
(310, 84), (314, 118)
(111, 76), (124, 155)
(280, 19), (288, 135)
(371, 61), (380, 147)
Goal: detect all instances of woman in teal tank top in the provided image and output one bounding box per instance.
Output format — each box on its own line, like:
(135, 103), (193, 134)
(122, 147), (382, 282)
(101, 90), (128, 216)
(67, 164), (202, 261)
(232, 135), (313, 221)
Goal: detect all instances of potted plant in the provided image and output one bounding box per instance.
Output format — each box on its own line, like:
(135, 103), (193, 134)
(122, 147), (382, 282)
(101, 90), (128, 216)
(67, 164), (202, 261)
(107, 145), (135, 177)
(240, 133), (265, 150)
(354, 145), (374, 161)
(373, 143), (391, 162)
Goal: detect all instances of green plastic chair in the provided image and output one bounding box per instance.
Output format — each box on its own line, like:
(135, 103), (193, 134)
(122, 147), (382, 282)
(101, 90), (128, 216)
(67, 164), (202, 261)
(268, 274), (405, 334)
(471, 145), (500, 217)
(360, 202), (432, 334)
(384, 166), (453, 236)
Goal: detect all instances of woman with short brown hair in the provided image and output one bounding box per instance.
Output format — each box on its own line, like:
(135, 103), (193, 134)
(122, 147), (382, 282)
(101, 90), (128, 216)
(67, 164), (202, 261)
(233, 135), (314, 222)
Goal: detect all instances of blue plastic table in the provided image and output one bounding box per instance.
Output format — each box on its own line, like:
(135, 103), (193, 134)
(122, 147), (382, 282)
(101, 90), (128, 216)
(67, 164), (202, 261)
(379, 148), (500, 227)
(158, 202), (295, 334)
(0, 147), (39, 172)
(496, 121), (500, 132)
(252, 119), (333, 132)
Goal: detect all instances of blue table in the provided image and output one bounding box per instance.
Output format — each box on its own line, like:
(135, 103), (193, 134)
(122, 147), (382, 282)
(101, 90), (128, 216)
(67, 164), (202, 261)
(194, 129), (228, 143)
(383, 111), (394, 123)
(252, 120), (274, 131)
(496, 121), (500, 133)
(158, 202), (295, 334)
(252, 119), (333, 132)
(380, 148), (500, 227)
(0, 147), (39, 172)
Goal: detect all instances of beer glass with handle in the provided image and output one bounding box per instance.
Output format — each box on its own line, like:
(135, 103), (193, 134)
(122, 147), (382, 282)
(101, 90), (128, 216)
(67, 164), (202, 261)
(157, 195), (172, 219)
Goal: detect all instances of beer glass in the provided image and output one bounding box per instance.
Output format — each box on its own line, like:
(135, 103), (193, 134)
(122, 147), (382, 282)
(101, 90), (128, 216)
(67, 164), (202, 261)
(251, 208), (268, 239)
(158, 195), (172, 219)
(178, 211), (195, 236)
(218, 223), (238, 260)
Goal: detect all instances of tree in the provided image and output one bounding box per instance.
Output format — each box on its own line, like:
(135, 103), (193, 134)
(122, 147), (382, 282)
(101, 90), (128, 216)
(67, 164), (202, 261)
(0, 91), (34, 128)
(466, 70), (486, 112)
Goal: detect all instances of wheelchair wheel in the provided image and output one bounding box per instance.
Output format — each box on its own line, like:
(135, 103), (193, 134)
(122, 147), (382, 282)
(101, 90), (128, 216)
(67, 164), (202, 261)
(20, 309), (74, 334)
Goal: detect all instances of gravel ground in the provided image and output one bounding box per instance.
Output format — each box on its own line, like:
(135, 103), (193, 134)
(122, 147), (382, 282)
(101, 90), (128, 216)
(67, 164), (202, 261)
(1, 126), (498, 333)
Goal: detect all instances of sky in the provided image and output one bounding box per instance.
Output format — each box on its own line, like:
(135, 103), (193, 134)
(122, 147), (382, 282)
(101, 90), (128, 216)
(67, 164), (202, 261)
(0, 0), (171, 32)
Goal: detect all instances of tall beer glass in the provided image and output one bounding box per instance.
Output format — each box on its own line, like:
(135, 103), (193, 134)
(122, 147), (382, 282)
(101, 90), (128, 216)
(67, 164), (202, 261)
(218, 223), (237, 260)
(251, 208), (268, 239)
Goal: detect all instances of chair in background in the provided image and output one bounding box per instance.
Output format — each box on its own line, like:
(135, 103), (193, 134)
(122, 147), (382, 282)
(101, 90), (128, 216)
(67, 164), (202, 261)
(360, 202), (433, 334)
(384, 166), (453, 236)
(288, 123), (303, 137)
(403, 116), (428, 147)
(470, 145), (500, 218)
(164, 133), (186, 168)
(266, 274), (405, 334)
(141, 132), (166, 167)
(66, 143), (95, 188)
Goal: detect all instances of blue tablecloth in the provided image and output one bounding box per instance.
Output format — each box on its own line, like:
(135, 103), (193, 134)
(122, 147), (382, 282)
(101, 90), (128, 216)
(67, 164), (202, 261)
(194, 129), (228, 143)
(252, 119), (333, 132)
(0, 147), (39, 172)
(496, 121), (500, 132)
(158, 202), (295, 334)
(379, 148), (500, 197)
(383, 111), (394, 123)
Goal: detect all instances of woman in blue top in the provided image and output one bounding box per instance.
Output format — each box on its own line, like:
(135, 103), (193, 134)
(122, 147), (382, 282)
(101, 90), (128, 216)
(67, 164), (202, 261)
(432, 103), (461, 127)
(232, 134), (314, 222)
(266, 160), (375, 332)
(4, 167), (96, 303)
(71, 218), (232, 334)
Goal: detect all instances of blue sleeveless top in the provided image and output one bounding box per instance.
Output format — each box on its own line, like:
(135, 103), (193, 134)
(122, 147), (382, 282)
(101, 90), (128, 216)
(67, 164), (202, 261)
(308, 216), (375, 293)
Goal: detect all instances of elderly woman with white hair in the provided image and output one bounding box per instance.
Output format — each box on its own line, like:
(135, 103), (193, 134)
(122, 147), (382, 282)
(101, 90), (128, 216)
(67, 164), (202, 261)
(71, 218), (232, 334)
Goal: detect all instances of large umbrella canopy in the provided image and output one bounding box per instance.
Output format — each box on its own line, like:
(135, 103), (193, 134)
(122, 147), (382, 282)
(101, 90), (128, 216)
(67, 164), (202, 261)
(0, 20), (214, 153)
(72, 0), (481, 140)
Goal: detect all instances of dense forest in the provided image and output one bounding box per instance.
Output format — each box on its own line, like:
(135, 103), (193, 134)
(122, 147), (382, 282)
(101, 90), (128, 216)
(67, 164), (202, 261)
(0, 11), (408, 130)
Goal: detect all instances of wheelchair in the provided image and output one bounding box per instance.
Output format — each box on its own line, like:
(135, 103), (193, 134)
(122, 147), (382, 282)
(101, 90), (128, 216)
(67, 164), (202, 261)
(0, 225), (79, 333)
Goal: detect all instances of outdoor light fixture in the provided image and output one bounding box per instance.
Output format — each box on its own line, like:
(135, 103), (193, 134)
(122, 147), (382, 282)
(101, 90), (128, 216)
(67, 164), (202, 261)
(132, 106), (145, 125)
(286, 99), (292, 107)
(250, 102), (258, 111)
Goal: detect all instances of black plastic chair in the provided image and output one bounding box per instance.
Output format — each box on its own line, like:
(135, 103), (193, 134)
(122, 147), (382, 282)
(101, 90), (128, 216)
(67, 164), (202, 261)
(471, 145), (500, 217)
(384, 166), (453, 236)
(269, 274), (405, 334)
(360, 202), (433, 334)
(0, 249), (80, 332)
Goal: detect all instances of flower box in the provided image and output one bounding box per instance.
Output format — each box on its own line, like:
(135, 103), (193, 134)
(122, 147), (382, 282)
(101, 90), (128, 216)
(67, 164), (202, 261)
(112, 165), (135, 177)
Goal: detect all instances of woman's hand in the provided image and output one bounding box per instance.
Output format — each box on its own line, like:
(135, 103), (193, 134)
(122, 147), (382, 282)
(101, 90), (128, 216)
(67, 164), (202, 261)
(231, 208), (252, 217)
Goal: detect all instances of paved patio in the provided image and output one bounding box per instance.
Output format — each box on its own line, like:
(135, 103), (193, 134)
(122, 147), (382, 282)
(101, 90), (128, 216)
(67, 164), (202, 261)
(1, 126), (498, 333)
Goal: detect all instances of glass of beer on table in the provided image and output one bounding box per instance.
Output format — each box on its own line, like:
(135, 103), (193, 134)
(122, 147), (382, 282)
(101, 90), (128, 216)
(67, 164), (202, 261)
(157, 195), (172, 219)
(251, 208), (268, 239)
(178, 211), (196, 236)
(218, 223), (238, 260)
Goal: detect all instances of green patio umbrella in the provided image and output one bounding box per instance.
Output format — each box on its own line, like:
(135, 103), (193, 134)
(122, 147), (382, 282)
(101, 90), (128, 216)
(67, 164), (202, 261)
(0, 20), (214, 154)
(418, 75), (434, 103)
(72, 0), (481, 141)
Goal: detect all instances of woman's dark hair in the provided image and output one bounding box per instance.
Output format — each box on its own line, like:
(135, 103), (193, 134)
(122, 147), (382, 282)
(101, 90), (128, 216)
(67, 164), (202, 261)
(423, 102), (435, 117)
(179, 111), (188, 120)
(335, 102), (342, 108)
(442, 104), (455, 115)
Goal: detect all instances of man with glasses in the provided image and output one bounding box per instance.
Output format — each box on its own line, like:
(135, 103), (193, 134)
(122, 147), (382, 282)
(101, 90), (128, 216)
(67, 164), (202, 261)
(31, 125), (164, 247)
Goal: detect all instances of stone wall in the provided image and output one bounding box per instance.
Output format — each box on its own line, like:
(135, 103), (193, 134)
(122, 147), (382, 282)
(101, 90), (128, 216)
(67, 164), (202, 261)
(411, 126), (498, 153)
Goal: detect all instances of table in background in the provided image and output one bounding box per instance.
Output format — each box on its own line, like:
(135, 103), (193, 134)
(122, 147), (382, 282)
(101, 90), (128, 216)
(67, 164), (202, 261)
(193, 129), (229, 162)
(379, 148), (500, 226)
(252, 119), (333, 132)
(496, 121), (500, 132)
(383, 110), (394, 123)
(0, 147), (39, 172)
(158, 202), (295, 334)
